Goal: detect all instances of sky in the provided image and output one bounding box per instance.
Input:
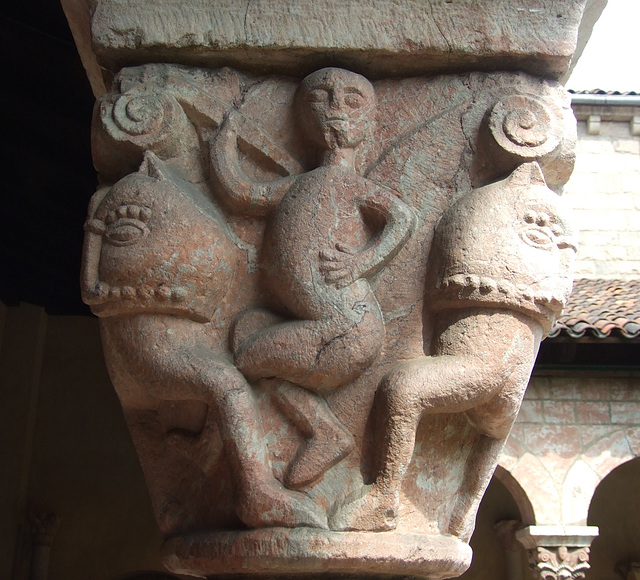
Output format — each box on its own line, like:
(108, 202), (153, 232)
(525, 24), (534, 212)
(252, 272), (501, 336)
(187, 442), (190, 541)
(566, 0), (640, 92)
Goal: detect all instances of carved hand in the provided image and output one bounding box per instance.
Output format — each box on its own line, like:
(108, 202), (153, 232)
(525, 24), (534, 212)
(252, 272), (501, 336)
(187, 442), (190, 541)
(319, 243), (366, 289)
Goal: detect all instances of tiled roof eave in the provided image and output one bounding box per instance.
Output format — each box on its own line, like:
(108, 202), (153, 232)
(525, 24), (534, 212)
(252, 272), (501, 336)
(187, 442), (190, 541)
(549, 279), (640, 341)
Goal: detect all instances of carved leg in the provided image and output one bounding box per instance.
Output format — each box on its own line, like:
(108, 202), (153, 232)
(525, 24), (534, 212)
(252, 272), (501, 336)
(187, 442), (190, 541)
(329, 403), (420, 531)
(330, 351), (504, 531)
(448, 366), (534, 541)
(233, 291), (385, 394)
(447, 434), (504, 541)
(210, 371), (328, 529)
(102, 316), (327, 529)
(332, 308), (542, 532)
(274, 381), (355, 490)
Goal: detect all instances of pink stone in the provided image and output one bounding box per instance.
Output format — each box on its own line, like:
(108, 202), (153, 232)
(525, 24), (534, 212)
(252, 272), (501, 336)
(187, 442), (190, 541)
(576, 401), (611, 425)
(80, 63), (578, 577)
(610, 401), (640, 424)
(517, 400), (545, 423)
(542, 400), (577, 424)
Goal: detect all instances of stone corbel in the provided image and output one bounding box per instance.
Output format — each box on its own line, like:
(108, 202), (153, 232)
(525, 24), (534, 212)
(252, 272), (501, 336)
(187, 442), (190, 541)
(516, 525), (599, 580)
(587, 114), (601, 135)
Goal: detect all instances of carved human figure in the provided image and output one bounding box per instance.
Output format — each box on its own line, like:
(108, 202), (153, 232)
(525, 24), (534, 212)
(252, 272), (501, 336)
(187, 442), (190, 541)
(333, 162), (576, 535)
(81, 152), (326, 530)
(211, 68), (416, 488)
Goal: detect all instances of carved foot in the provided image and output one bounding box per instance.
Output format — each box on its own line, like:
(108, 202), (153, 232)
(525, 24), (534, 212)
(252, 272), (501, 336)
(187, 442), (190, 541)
(237, 481), (328, 530)
(329, 484), (399, 532)
(276, 382), (355, 489)
(285, 425), (355, 490)
(448, 504), (477, 543)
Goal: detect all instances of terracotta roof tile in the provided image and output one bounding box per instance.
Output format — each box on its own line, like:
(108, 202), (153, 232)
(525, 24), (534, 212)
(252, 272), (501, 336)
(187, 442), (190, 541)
(549, 279), (640, 339)
(569, 89), (640, 96)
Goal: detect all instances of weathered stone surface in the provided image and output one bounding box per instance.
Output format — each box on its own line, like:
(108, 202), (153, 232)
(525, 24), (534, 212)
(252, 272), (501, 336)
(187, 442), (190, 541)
(61, 0), (601, 96)
(80, 60), (577, 578)
(163, 528), (472, 578)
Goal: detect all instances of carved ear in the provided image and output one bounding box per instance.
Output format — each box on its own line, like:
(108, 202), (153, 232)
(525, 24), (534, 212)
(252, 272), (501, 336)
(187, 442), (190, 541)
(138, 150), (169, 181)
(509, 161), (547, 188)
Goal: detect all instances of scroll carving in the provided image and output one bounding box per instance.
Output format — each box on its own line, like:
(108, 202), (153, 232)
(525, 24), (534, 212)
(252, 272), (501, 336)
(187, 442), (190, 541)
(82, 64), (577, 578)
(528, 546), (591, 580)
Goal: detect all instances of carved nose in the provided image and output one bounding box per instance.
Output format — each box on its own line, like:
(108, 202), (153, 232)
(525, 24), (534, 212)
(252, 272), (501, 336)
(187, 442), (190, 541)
(328, 91), (343, 109)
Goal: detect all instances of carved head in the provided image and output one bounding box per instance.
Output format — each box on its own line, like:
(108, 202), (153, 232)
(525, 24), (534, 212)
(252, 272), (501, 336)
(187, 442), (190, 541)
(298, 68), (375, 151)
(81, 153), (235, 322)
(428, 162), (577, 332)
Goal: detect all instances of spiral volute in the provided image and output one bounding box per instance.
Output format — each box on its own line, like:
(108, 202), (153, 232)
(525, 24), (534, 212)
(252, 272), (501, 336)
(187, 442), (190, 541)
(489, 94), (562, 159)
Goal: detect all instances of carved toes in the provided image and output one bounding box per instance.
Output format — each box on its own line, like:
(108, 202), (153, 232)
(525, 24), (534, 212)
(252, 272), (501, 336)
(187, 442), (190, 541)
(236, 481), (328, 530)
(329, 484), (399, 532)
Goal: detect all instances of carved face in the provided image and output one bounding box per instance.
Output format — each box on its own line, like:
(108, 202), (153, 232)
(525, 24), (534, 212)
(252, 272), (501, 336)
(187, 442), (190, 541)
(299, 68), (375, 151)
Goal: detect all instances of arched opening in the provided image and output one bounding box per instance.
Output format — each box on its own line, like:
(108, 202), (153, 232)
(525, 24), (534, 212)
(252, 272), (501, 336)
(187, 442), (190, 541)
(587, 457), (640, 580)
(494, 465), (536, 527)
(458, 472), (531, 580)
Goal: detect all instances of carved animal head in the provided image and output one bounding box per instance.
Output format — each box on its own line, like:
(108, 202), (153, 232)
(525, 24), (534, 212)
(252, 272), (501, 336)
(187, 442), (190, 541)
(81, 153), (236, 322)
(429, 162), (577, 332)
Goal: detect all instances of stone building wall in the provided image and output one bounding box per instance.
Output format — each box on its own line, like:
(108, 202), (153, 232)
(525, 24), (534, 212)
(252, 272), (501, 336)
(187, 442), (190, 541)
(503, 375), (640, 527)
(564, 119), (640, 279)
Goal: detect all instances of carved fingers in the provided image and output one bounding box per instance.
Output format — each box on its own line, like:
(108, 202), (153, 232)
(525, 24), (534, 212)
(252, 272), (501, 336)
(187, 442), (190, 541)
(319, 243), (363, 288)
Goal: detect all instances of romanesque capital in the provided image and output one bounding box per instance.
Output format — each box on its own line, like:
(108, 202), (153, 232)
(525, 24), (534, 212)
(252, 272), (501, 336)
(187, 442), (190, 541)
(516, 525), (599, 580)
(62, 1), (600, 578)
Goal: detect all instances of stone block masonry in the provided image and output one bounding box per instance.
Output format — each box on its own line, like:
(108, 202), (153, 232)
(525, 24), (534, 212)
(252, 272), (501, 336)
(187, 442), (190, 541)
(501, 376), (640, 527)
(564, 120), (640, 280)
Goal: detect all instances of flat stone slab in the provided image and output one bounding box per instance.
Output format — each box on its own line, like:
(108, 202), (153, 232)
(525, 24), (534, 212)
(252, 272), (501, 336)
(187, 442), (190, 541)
(63, 0), (601, 96)
(162, 528), (472, 579)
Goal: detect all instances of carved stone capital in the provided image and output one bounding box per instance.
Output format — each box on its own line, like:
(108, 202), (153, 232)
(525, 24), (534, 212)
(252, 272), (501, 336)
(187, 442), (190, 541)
(516, 525), (599, 580)
(63, 0), (594, 577)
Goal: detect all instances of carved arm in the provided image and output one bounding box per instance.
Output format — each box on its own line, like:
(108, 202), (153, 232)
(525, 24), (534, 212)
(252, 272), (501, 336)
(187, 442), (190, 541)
(358, 186), (416, 277)
(320, 185), (416, 288)
(209, 112), (295, 217)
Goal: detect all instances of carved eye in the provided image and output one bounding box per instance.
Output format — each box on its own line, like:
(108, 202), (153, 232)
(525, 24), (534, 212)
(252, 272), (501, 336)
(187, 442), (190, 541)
(535, 212), (550, 227)
(103, 204), (151, 247)
(522, 227), (555, 250)
(344, 92), (365, 109)
(105, 218), (150, 246)
(307, 89), (329, 103)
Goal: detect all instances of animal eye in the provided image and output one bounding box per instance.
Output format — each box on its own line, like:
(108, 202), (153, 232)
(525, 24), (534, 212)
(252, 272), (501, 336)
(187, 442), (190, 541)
(522, 227), (555, 250)
(307, 89), (328, 103)
(105, 218), (149, 246)
(102, 205), (151, 247)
